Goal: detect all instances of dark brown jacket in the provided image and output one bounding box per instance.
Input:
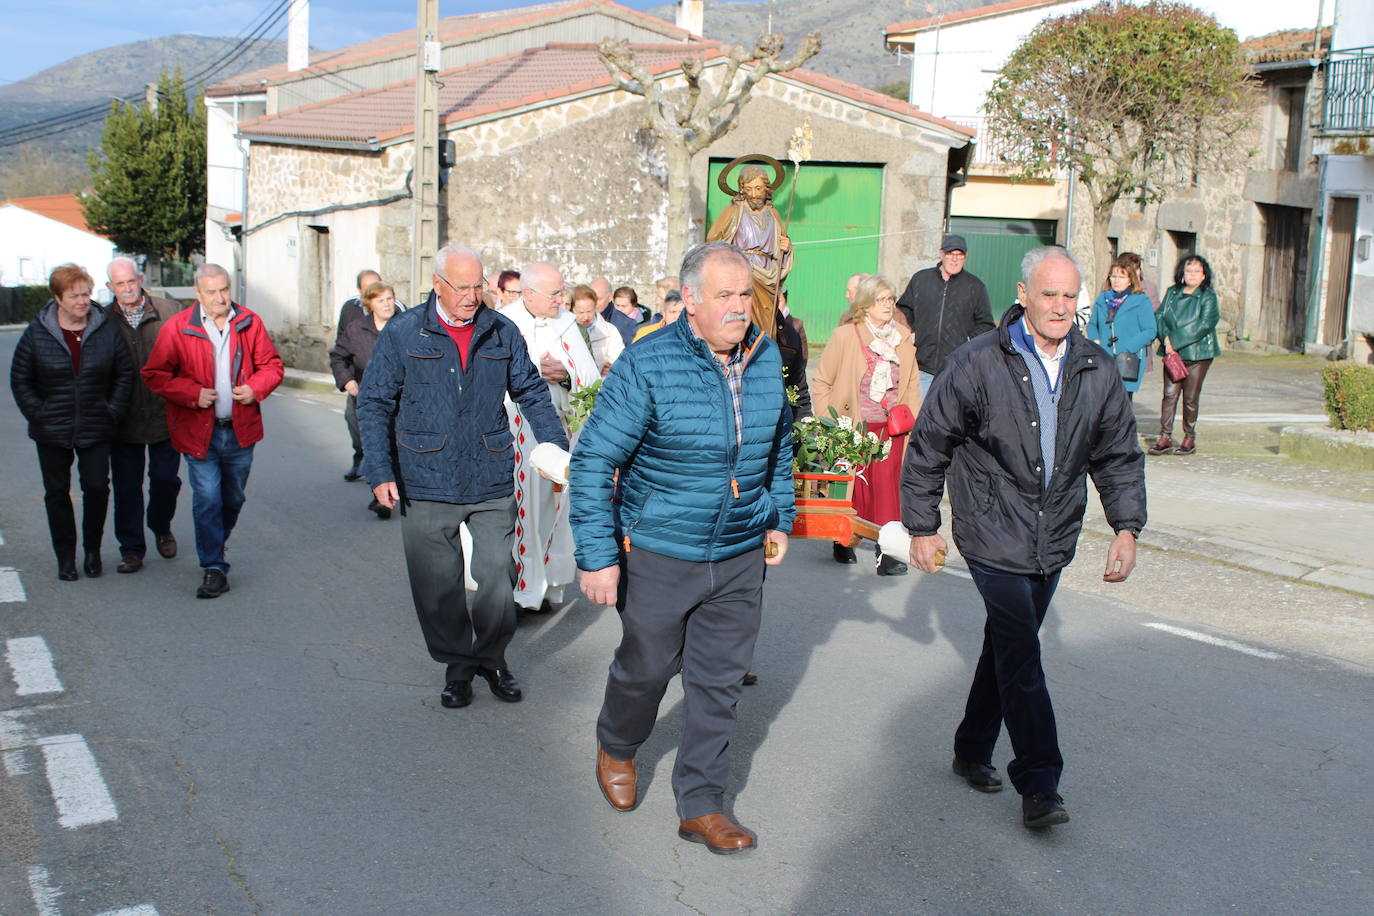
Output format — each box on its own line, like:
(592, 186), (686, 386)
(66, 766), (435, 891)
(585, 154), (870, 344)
(109, 293), (183, 444)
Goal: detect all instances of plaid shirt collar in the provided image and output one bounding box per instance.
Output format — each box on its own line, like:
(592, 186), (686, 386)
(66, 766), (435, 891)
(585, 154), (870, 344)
(716, 341), (746, 447)
(119, 292), (149, 329)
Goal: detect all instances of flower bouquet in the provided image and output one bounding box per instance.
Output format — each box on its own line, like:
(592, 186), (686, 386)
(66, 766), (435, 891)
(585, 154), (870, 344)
(792, 407), (890, 504)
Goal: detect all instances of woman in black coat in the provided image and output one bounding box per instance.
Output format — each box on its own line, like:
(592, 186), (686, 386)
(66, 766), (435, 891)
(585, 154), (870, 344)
(329, 281), (398, 518)
(11, 264), (134, 580)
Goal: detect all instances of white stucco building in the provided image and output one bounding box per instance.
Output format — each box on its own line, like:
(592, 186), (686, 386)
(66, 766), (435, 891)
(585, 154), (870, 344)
(0, 194), (116, 292)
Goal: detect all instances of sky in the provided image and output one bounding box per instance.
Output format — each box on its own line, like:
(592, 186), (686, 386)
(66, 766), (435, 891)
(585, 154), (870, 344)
(0, 0), (752, 85)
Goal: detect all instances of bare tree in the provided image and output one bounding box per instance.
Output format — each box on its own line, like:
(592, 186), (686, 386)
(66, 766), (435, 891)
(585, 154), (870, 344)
(598, 32), (821, 271)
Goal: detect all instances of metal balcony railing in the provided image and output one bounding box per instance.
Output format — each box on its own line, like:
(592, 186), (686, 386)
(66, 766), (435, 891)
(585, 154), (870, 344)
(1322, 47), (1374, 132)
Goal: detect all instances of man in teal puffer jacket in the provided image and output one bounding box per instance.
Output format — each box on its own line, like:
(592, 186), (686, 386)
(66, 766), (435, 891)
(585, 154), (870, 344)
(571, 242), (795, 855)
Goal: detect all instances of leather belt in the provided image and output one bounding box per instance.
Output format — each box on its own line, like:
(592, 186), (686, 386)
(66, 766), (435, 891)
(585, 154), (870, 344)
(214, 417), (234, 428)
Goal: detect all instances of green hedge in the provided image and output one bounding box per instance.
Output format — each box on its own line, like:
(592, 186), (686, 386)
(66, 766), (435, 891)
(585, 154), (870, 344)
(1322, 363), (1374, 432)
(0, 286), (51, 324)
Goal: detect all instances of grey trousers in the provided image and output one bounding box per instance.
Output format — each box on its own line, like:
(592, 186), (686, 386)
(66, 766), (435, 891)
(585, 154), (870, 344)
(597, 547), (764, 820)
(401, 496), (517, 682)
(344, 394), (363, 466)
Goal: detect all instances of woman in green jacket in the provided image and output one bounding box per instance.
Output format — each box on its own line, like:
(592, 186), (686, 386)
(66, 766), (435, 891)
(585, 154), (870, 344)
(1148, 255), (1221, 456)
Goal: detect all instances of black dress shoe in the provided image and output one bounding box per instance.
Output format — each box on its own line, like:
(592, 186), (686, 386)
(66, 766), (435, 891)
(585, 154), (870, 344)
(117, 555), (143, 574)
(368, 498), (392, 520)
(343, 465), (362, 481)
(876, 554), (908, 576)
(440, 680), (473, 708)
(83, 551), (102, 578)
(476, 667), (523, 702)
(57, 559), (78, 581)
(952, 757), (1004, 792)
(832, 542), (857, 564)
(196, 568), (230, 599)
(1022, 791), (1069, 828)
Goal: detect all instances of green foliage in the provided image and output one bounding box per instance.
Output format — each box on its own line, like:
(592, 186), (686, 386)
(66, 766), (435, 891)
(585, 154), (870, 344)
(567, 378), (604, 432)
(984, 2), (1256, 278)
(873, 80), (909, 100)
(1322, 363), (1374, 432)
(0, 286), (52, 323)
(792, 407), (890, 474)
(83, 69), (206, 260)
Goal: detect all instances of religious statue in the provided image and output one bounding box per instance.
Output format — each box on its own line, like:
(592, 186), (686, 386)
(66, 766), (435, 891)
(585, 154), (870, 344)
(706, 155), (792, 338)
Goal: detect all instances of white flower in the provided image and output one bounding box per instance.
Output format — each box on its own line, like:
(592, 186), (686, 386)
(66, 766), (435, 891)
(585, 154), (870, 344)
(851, 430), (862, 444)
(837, 415), (854, 430)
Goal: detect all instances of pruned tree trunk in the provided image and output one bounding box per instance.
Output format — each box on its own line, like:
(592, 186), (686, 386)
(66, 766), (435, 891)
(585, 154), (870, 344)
(598, 32), (820, 275)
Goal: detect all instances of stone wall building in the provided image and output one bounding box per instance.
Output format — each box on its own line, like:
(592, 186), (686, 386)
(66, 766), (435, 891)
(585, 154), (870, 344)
(223, 13), (971, 368)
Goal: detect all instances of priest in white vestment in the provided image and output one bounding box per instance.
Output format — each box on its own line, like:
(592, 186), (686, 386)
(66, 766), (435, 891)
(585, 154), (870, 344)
(498, 262), (598, 612)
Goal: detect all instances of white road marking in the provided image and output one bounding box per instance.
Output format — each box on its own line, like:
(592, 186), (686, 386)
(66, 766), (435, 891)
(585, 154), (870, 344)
(0, 529), (6, 544)
(37, 734), (119, 828)
(0, 708), (33, 774)
(1143, 622), (1284, 660)
(6, 636), (64, 695)
(1201, 413), (1328, 424)
(97, 907), (160, 916)
(0, 566), (27, 602)
(28, 865), (62, 916)
(331, 407), (345, 415)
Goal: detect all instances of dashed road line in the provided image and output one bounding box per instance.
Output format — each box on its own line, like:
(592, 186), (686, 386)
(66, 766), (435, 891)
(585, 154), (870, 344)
(6, 636), (64, 695)
(1143, 622), (1284, 660)
(0, 566), (27, 602)
(27, 865), (62, 915)
(97, 907), (160, 916)
(37, 734), (119, 828)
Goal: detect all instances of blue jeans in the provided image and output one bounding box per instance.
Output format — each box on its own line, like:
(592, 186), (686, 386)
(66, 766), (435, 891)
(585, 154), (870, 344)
(110, 439), (182, 558)
(919, 370), (935, 399)
(184, 426), (254, 572)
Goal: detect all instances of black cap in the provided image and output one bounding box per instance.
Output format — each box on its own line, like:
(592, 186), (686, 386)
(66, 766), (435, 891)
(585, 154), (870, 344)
(940, 233), (968, 253)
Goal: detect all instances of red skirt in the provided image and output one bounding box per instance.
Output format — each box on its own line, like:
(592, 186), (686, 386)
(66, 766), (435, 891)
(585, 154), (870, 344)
(851, 421), (906, 526)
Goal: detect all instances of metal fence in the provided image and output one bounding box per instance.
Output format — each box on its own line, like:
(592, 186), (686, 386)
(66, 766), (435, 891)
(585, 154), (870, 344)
(1323, 47), (1374, 132)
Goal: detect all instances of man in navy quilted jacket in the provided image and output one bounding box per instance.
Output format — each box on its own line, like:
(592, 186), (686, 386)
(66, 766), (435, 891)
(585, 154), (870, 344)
(570, 241), (795, 855)
(359, 244), (567, 711)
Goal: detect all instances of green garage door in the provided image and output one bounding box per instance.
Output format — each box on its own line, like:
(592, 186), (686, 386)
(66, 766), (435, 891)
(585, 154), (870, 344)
(707, 160), (882, 343)
(948, 216), (1057, 318)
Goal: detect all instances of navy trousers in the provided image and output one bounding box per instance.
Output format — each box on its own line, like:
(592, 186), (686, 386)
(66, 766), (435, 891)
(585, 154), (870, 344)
(110, 439), (182, 558)
(954, 561), (1064, 796)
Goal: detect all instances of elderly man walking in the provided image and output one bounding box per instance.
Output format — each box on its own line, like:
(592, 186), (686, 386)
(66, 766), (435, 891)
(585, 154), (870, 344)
(896, 233), (995, 397)
(105, 256), (184, 573)
(498, 261), (597, 614)
(359, 244), (567, 709)
(571, 241), (795, 855)
(142, 264), (284, 598)
(901, 245), (1146, 829)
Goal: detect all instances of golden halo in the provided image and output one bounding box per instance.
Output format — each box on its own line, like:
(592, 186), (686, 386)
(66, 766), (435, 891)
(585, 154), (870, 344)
(717, 154), (785, 197)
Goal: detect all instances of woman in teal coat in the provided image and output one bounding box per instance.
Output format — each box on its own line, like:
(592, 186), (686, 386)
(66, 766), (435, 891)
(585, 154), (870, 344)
(1086, 257), (1157, 400)
(1148, 255), (1221, 457)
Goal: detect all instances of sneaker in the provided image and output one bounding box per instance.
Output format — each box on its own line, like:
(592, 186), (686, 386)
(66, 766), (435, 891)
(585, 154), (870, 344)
(1146, 436), (1175, 456)
(1175, 438), (1196, 456)
(1022, 791), (1069, 828)
(196, 568), (230, 599)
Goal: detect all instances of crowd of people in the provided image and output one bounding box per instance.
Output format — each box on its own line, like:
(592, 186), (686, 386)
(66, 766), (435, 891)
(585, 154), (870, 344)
(16, 233), (1239, 848)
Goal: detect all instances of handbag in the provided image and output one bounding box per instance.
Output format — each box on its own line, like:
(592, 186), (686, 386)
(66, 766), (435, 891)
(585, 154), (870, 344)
(1162, 351), (1190, 383)
(1115, 352), (1141, 382)
(1106, 308), (1141, 382)
(886, 403), (915, 437)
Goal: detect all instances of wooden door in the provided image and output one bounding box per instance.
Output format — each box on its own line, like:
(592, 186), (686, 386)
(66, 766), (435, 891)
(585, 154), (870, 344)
(1324, 197), (1357, 346)
(1258, 204), (1309, 350)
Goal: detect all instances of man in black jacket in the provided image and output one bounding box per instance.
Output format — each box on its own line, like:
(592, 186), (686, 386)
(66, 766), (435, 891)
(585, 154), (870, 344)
(895, 234), (995, 397)
(901, 246), (1145, 830)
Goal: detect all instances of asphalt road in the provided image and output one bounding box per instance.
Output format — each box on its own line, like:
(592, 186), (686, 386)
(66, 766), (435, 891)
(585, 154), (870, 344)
(1, 330), (1371, 915)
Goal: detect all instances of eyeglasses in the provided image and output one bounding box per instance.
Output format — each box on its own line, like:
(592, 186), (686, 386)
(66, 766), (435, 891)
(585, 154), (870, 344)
(528, 287), (568, 300)
(436, 273), (485, 296)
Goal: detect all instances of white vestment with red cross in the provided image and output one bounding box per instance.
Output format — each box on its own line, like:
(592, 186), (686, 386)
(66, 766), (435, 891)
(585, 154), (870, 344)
(498, 301), (598, 609)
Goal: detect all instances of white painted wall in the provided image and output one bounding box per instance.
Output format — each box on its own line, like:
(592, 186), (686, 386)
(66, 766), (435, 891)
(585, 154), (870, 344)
(1324, 156), (1374, 339)
(903, 0), (1334, 119)
(0, 206), (115, 290)
(1332, 0), (1374, 49)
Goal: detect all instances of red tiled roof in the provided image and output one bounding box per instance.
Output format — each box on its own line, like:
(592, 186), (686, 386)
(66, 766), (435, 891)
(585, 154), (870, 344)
(886, 0), (1071, 40)
(0, 193), (104, 236)
(1244, 26), (1331, 62)
(237, 43), (973, 147)
(209, 0), (696, 96)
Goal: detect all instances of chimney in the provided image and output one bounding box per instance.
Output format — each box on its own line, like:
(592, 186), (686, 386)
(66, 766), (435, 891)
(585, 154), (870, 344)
(677, 0), (704, 37)
(288, 0), (309, 72)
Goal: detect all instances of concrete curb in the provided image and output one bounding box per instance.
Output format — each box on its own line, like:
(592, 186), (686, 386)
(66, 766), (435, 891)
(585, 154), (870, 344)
(280, 368), (343, 397)
(1279, 424), (1374, 472)
(1082, 517), (1374, 600)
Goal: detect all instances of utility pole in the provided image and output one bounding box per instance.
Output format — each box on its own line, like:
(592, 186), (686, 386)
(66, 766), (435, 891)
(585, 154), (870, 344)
(411, 0), (441, 304)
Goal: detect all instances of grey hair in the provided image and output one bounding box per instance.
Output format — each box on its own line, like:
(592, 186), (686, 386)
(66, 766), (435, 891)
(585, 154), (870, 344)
(106, 255), (141, 279)
(193, 263), (230, 287)
(1020, 245), (1082, 288)
(520, 261), (558, 289)
(434, 244), (483, 275)
(680, 241), (749, 299)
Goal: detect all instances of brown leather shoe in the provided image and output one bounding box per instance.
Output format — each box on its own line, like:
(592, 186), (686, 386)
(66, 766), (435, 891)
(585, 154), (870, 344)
(678, 813), (757, 854)
(116, 555), (143, 574)
(156, 532), (177, 559)
(596, 747), (637, 811)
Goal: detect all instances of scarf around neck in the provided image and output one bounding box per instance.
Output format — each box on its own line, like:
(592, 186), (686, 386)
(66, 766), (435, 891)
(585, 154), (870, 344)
(864, 318), (901, 404)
